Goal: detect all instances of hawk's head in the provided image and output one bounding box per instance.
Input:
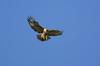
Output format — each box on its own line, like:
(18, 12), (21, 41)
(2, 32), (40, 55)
(43, 28), (48, 34)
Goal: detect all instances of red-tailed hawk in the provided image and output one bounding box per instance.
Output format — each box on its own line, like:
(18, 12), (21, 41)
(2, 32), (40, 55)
(27, 16), (63, 41)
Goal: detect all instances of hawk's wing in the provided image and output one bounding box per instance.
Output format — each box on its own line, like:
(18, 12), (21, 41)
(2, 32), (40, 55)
(27, 16), (44, 33)
(48, 30), (63, 36)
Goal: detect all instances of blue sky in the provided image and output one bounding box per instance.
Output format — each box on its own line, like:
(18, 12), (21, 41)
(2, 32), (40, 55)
(0, 0), (100, 66)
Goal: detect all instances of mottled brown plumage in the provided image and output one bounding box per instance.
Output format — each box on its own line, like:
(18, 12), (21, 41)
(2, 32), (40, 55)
(27, 16), (63, 41)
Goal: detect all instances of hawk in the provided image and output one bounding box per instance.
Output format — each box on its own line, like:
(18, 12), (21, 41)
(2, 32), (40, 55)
(27, 16), (63, 41)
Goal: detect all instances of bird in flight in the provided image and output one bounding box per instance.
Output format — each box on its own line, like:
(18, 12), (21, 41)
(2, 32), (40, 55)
(27, 16), (63, 41)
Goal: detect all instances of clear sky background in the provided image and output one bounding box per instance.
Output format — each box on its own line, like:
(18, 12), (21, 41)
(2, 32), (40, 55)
(0, 0), (100, 66)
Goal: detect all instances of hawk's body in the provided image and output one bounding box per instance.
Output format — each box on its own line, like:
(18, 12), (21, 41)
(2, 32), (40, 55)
(27, 16), (63, 41)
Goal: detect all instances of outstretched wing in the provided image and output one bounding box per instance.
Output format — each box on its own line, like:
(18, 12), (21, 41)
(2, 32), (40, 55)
(27, 16), (44, 33)
(48, 30), (63, 36)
